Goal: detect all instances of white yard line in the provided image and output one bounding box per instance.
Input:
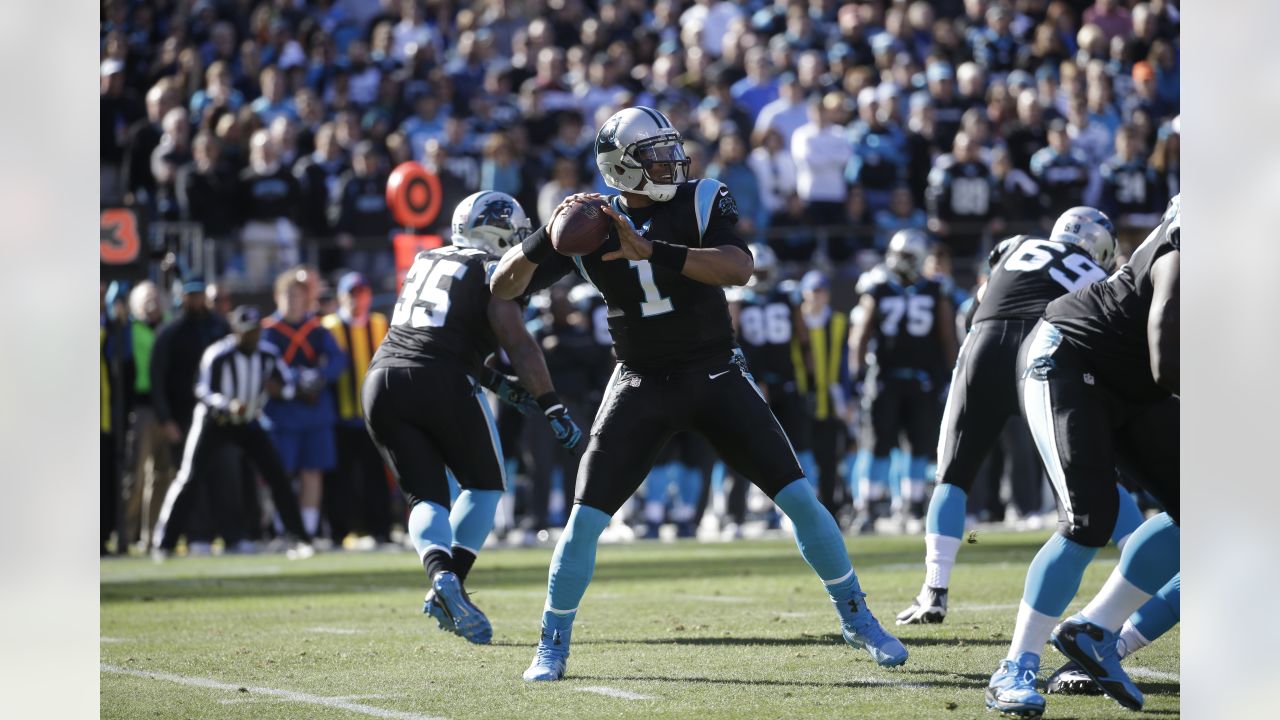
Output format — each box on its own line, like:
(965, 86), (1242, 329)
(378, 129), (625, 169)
(1128, 667), (1180, 682)
(307, 626), (363, 635)
(101, 664), (443, 720)
(577, 686), (657, 700)
(677, 594), (752, 603)
(949, 603), (1021, 612)
(100, 637), (128, 643)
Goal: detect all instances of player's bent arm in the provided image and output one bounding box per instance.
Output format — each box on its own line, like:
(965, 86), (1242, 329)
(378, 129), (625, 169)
(680, 245), (753, 287)
(490, 243), (541, 300)
(487, 296), (555, 399)
(936, 295), (958, 369)
(1147, 250), (1179, 395)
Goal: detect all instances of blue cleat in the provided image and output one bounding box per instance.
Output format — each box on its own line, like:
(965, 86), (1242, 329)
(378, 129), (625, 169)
(430, 571), (492, 644)
(985, 652), (1046, 718)
(522, 626), (571, 681)
(838, 591), (909, 667)
(1051, 614), (1143, 711)
(422, 589), (455, 633)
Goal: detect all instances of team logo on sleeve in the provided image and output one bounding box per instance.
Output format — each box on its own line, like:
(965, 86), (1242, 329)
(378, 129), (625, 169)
(717, 186), (738, 218)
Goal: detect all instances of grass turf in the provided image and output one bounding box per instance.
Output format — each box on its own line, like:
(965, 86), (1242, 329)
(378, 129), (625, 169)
(101, 530), (1179, 719)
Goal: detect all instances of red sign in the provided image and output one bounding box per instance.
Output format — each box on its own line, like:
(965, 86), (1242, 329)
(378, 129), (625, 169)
(386, 162), (443, 228)
(100, 208), (140, 264)
(393, 233), (444, 288)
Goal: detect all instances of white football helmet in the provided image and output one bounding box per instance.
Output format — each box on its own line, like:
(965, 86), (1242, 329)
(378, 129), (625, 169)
(594, 106), (690, 202)
(886, 229), (931, 282)
(1051, 206), (1116, 270)
(450, 191), (531, 256)
(747, 243), (778, 291)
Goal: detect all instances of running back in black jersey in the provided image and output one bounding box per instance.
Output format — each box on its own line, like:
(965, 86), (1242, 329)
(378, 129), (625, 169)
(972, 235), (1109, 324)
(861, 271), (947, 373)
(372, 245), (499, 373)
(526, 179), (747, 370)
(1045, 198), (1180, 402)
(731, 285), (799, 384)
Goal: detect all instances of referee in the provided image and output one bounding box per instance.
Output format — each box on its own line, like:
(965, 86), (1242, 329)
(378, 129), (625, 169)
(151, 306), (314, 559)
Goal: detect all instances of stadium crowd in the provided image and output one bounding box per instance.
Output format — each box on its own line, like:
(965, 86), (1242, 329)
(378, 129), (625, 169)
(99, 0), (1179, 555)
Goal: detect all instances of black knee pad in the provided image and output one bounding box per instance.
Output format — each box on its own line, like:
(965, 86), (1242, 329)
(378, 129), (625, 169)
(1056, 511), (1112, 549)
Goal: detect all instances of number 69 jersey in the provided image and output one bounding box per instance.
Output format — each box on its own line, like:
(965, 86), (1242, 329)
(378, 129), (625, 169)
(371, 245), (500, 373)
(526, 179), (748, 370)
(971, 235), (1108, 324)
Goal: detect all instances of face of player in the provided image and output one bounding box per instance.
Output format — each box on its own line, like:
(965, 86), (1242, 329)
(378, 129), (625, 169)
(637, 141), (690, 186)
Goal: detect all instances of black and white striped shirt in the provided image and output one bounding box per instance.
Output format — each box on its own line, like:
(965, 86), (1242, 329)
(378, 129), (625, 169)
(195, 336), (295, 424)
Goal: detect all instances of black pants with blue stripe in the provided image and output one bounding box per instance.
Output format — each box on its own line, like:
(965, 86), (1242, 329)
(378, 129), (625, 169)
(576, 350), (804, 516)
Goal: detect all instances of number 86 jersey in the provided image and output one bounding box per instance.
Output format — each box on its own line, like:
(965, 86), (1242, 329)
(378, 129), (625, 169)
(971, 235), (1108, 324)
(371, 245), (500, 373)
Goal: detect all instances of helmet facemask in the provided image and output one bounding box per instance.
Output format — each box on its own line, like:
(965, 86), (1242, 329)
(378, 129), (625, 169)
(625, 135), (690, 202)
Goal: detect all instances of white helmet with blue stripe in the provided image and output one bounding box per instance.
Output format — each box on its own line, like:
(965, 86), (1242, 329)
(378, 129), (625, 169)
(1051, 206), (1117, 271)
(450, 191), (531, 256)
(594, 106), (690, 203)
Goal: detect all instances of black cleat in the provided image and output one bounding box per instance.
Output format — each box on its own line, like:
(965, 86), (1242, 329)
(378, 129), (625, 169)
(1045, 660), (1103, 695)
(896, 586), (948, 625)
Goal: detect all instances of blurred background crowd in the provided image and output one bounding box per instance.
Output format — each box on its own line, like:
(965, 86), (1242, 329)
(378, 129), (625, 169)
(100, 0), (1179, 555)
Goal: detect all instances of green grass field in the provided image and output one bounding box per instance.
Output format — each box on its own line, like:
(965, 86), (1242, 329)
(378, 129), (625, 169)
(101, 531), (1179, 719)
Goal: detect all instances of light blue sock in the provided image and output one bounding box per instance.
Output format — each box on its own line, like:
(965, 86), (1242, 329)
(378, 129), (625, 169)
(797, 450), (819, 491)
(1130, 573), (1180, 643)
(775, 479), (868, 625)
(1118, 513), (1180, 594)
(1111, 485), (1144, 549)
(1023, 533), (1099, 616)
(926, 483), (967, 539)
(449, 489), (502, 553)
(869, 455), (891, 498)
(545, 504), (612, 615)
(408, 500), (453, 566)
(446, 470), (461, 503)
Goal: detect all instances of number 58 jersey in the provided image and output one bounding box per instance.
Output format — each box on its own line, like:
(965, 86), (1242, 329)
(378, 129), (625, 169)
(371, 245), (499, 374)
(971, 235), (1108, 324)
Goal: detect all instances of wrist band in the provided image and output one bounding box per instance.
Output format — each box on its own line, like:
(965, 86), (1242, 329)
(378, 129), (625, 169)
(648, 240), (688, 272)
(536, 392), (564, 415)
(521, 226), (553, 264)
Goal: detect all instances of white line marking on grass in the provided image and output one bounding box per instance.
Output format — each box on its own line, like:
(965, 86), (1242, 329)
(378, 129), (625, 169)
(100, 637), (128, 643)
(950, 603), (1020, 612)
(1128, 667), (1180, 682)
(220, 693), (400, 706)
(678, 594), (752, 603)
(577, 686), (657, 700)
(101, 664), (443, 720)
(308, 626), (363, 635)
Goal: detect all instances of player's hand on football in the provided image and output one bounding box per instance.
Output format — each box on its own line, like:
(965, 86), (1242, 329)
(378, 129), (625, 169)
(599, 203), (652, 262)
(545, 404), (583, 450)
(550, 192), (605, 230)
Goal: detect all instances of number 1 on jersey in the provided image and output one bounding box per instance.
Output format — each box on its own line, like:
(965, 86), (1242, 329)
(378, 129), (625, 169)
(629, 259), (674, 317)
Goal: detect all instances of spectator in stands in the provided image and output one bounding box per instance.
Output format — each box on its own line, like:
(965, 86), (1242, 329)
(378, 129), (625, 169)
(122, 78), (179, 208)
(177, 130), (239, 242)
(189, 61), (245, 127)
(873, 186), (929, 251)
(332, 141), (393, 276)
(1006, 89), (1048, 172)
(926, 61), (965, 151)
(847, 87), (910, 215)
(1099, 123), (1161, 227)
(792, 95), (852, 228)
(151, 107), (193, 220)
(926, 130), (997, 257)
(731, 47), (779, 122)
(538, 156), (588, 227)
(1084, 0), (1133, 43)
(250, 66), (297, 125)
(292, 122), (346, 244)
(990, 145), (1042, 224)
(239, 130), (302, 285)
(101, 59), (139, 204)
(707, 133), (762, 239)
(322, 272), (391, 546)
(748, 126), (797, 230)
(971, 4), (1019, 76)
(1030, 118), (1091, 219)
(1150, 115), (1179, 201)
(755, 73), (809, 145)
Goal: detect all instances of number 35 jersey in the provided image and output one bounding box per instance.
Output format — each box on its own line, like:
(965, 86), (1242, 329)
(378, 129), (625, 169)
(371, 245), (499, 373)
(529, 179), (748, 371)
(971, 235), (1107, 324)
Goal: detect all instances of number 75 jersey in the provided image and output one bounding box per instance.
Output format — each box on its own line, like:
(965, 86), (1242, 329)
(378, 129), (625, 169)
(371, 245), (500, 373)
(971, 235), (1108, 324)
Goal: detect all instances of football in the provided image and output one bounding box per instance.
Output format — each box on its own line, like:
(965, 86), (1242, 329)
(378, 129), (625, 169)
(550, 199), (612, 257)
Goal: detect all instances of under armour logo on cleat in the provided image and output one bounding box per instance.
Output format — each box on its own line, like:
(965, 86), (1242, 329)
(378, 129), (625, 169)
(553, 631), (563, 646)
(847, 597), (861, 614)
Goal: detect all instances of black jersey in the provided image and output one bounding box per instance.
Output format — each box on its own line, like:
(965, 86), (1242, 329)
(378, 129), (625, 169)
(860, 267), (947, 373)
(527, 179), (748, 370)
(732, 285), (798, 384)
(372, 245), (498, 373)
(972, 235), (1108, 324)
(1045, 201), (1180, 402)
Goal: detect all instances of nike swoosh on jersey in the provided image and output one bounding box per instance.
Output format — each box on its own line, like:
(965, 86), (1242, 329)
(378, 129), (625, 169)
(708, 370), (731, 380)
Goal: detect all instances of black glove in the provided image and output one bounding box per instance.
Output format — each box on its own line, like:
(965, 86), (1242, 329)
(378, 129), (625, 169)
(478, 367), (538, 415)
(537, 393), (582, 450)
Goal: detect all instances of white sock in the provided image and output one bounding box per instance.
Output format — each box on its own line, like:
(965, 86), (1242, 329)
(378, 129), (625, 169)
(1007, 600), (1058, 661)
(924, 533), (962, 589)
(1080, 570), (1153, 632)
(301, 507), (320, 537)
(1116, 621), (1150, 659)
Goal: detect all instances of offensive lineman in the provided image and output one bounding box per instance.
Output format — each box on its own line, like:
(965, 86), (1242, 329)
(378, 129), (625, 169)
(491, 106), (908, 682)
(848, 230), (958, 531)
(362, 191), (583, 645)
(985, 197), (1180, 718)
(897, 208), (1145, 625)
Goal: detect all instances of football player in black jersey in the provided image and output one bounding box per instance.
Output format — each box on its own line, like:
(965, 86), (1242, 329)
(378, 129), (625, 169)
(362, 191), (583, 645)
(491, 106), (908, 682)
(986, 197), (1180, 718)
(849, 230), (958, 532)
(897, 208), (1146, 627)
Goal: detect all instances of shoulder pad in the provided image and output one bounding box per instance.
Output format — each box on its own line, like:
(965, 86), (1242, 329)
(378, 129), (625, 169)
(694, 178), (731, 241)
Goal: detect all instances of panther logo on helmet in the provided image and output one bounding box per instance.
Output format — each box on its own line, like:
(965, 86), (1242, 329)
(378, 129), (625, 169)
(450, 191), (531, 256)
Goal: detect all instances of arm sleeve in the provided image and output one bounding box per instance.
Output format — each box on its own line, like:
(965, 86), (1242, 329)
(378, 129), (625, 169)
(195, 347), (232, 412)
(700, 184), (749, 252)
